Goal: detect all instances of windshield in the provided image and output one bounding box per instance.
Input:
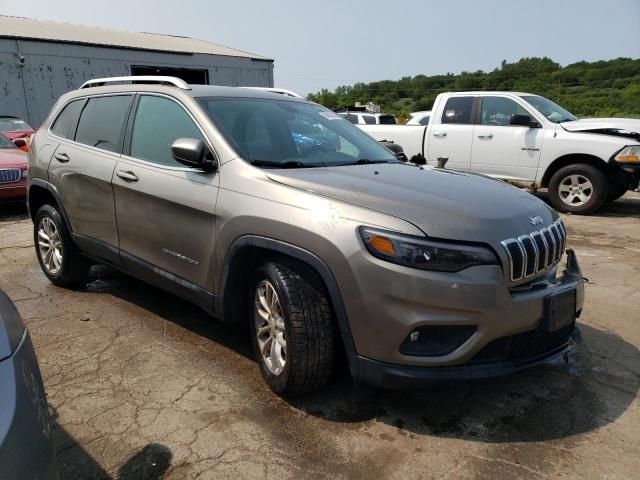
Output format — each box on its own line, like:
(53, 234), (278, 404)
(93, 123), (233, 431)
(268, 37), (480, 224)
(0, 117), (32, 131)
(521, 95), (577, 123)
(198, 98), (397, 168)
(0, 134), (16, 149)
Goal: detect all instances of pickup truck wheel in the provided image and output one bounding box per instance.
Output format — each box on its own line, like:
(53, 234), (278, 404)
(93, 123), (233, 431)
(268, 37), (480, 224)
(251, 260), (335, 396)
(548, 165), (608, 214)
(34, 205), (90, 288)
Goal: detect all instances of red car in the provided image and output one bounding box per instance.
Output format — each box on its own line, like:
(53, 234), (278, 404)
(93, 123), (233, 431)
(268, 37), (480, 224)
(0, 116), (35, 142)
(0, 133), (28, 203)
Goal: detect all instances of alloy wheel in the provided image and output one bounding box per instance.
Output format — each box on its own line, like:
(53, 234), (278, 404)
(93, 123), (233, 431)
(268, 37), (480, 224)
(254, 280), (287, 376)
(558, 174), (593, 206)
(37, 217), (62, 275)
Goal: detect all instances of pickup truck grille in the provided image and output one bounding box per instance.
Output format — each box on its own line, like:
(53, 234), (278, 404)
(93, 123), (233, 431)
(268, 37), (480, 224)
(501, 220), (566, 282)
(0, 168), (21, 184)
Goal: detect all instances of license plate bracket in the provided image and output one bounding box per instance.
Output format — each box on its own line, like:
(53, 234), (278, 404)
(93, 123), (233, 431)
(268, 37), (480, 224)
(544, 289), (576, 332)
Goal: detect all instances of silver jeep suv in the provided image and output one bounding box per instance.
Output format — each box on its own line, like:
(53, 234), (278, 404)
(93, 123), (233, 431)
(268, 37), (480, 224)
(27, 76), (584, 395)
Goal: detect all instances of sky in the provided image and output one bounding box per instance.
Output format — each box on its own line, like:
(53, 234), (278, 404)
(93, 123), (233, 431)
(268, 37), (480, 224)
(0, 0), (638, 96)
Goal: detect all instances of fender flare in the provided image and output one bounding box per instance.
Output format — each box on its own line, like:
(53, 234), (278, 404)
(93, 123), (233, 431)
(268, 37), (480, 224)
(217, 235), (358, 367)
(28, 178), (73, 233)
(540, 153), (611, 187)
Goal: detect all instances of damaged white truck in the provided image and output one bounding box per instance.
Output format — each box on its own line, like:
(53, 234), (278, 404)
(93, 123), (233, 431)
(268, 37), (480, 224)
(359, 92), (640, 214)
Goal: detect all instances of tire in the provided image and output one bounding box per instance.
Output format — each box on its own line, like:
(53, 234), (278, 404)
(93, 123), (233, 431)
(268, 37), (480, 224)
(548, 164), (608, 215)
(250, 259), (335, 396)
(34, 204), (90, 288)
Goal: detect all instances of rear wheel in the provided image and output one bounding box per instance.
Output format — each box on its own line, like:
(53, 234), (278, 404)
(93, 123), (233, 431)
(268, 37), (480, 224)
(34, 205), (90, 287)
(548, 164), (608, 214)
(251, 260), (335, 396)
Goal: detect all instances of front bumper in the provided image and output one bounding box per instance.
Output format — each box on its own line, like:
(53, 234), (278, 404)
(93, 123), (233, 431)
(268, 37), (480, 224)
(0, 179), (27, 201)
(617, 163), (640, 179)
(353, 327), (578, 389)
(610, 158), (640, 179)
(0, 331), (58, 480)
(346, 249), (584, 386)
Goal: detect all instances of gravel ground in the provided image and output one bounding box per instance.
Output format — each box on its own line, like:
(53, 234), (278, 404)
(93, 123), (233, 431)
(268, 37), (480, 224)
(0, 193), (638, 480)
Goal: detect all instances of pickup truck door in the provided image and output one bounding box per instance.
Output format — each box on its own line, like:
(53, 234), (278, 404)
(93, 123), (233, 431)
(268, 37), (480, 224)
(469, 96), (543, 182)
(426, 96), (476, 171)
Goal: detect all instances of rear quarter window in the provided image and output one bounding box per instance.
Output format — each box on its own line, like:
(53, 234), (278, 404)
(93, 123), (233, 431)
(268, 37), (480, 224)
(378, 115), (396, 125)
(50, 100), (84, 139)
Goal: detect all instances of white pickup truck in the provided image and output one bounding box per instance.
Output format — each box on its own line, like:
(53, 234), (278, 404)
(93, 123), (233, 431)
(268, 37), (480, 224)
(359, 91), (640, 214)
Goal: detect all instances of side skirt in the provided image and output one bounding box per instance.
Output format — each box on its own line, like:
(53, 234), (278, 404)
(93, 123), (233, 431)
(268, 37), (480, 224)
(72, 233), (217, 316)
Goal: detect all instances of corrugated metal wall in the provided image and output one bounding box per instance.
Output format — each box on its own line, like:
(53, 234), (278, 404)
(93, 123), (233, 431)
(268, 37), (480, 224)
(0, 38), (274, 127)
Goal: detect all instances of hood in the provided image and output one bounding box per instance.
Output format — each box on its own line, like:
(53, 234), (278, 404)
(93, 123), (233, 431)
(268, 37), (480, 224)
(0, 148), (28, 167)
(266, 163), (557, 245)
(561, 118), (640, 136)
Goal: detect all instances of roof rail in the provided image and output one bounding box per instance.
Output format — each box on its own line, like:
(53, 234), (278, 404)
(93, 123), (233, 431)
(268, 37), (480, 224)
(79, 76), (191, 90)
(241, 87), (304, 98)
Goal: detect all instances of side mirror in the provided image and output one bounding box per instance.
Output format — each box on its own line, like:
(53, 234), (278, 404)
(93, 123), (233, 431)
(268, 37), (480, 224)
(171, 138), (216, 171)
(510, 114), (541, 128)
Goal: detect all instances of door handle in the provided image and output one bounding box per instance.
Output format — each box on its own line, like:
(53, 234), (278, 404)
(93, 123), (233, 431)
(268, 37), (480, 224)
(54, 152), (70, 163)
(116, 170), (139, 182)
(477, 133), (494, 139)
(433, 132), (447, 138)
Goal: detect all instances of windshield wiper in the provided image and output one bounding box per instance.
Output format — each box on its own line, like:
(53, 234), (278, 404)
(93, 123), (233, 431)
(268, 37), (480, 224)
(250, 159), (309, 169)
(335, 159), (392, 166)
(355, 158), (390, 164)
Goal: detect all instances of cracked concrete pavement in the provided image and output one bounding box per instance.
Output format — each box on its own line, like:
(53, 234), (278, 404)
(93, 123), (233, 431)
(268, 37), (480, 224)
(0, 193), (638, 479)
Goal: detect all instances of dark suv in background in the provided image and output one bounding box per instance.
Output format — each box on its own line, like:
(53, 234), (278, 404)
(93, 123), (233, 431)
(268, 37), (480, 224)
(27, 76), (584, 395)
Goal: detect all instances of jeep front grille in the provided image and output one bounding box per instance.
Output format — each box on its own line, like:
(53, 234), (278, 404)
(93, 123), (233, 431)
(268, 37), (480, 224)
(0, 168), (21, 184)
(501, 220), (567, 282)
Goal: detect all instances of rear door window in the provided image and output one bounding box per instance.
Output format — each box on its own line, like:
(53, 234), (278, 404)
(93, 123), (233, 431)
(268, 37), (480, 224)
(51, 100), (84, 139)
(344, 114), (359, 124)
(418, 115), (430, 126)
(441, 97), (475, 124)
(75, 95), (133, 153)
(362, 115), (376, 125)
(130, 95), (205, 167)
(378, 115), (396, 125)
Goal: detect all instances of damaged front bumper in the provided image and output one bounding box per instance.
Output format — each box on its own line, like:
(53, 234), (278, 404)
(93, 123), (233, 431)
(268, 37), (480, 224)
(350, 250), (585, 389)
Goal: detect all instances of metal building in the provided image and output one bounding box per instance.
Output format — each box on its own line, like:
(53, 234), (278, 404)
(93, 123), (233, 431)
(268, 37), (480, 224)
(0, 15), (274, 127)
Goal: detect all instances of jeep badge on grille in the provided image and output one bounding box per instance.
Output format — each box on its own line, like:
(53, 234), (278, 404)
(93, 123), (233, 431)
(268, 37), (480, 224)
(529, 216), (544, 226)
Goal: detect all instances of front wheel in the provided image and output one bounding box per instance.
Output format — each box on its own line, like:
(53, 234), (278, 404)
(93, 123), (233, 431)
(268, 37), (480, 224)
(548, 164), (608, 214)
(251, 260), (335, 396)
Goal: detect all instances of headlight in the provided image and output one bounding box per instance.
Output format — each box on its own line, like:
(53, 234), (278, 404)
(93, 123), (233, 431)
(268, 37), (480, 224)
(359, 227), (498, 272)
(22, 169), (28, 178)
(614, 145), (640, 163)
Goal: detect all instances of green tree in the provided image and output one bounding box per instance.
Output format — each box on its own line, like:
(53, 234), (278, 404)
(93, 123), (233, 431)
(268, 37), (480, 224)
(309, 57), (640, 118)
